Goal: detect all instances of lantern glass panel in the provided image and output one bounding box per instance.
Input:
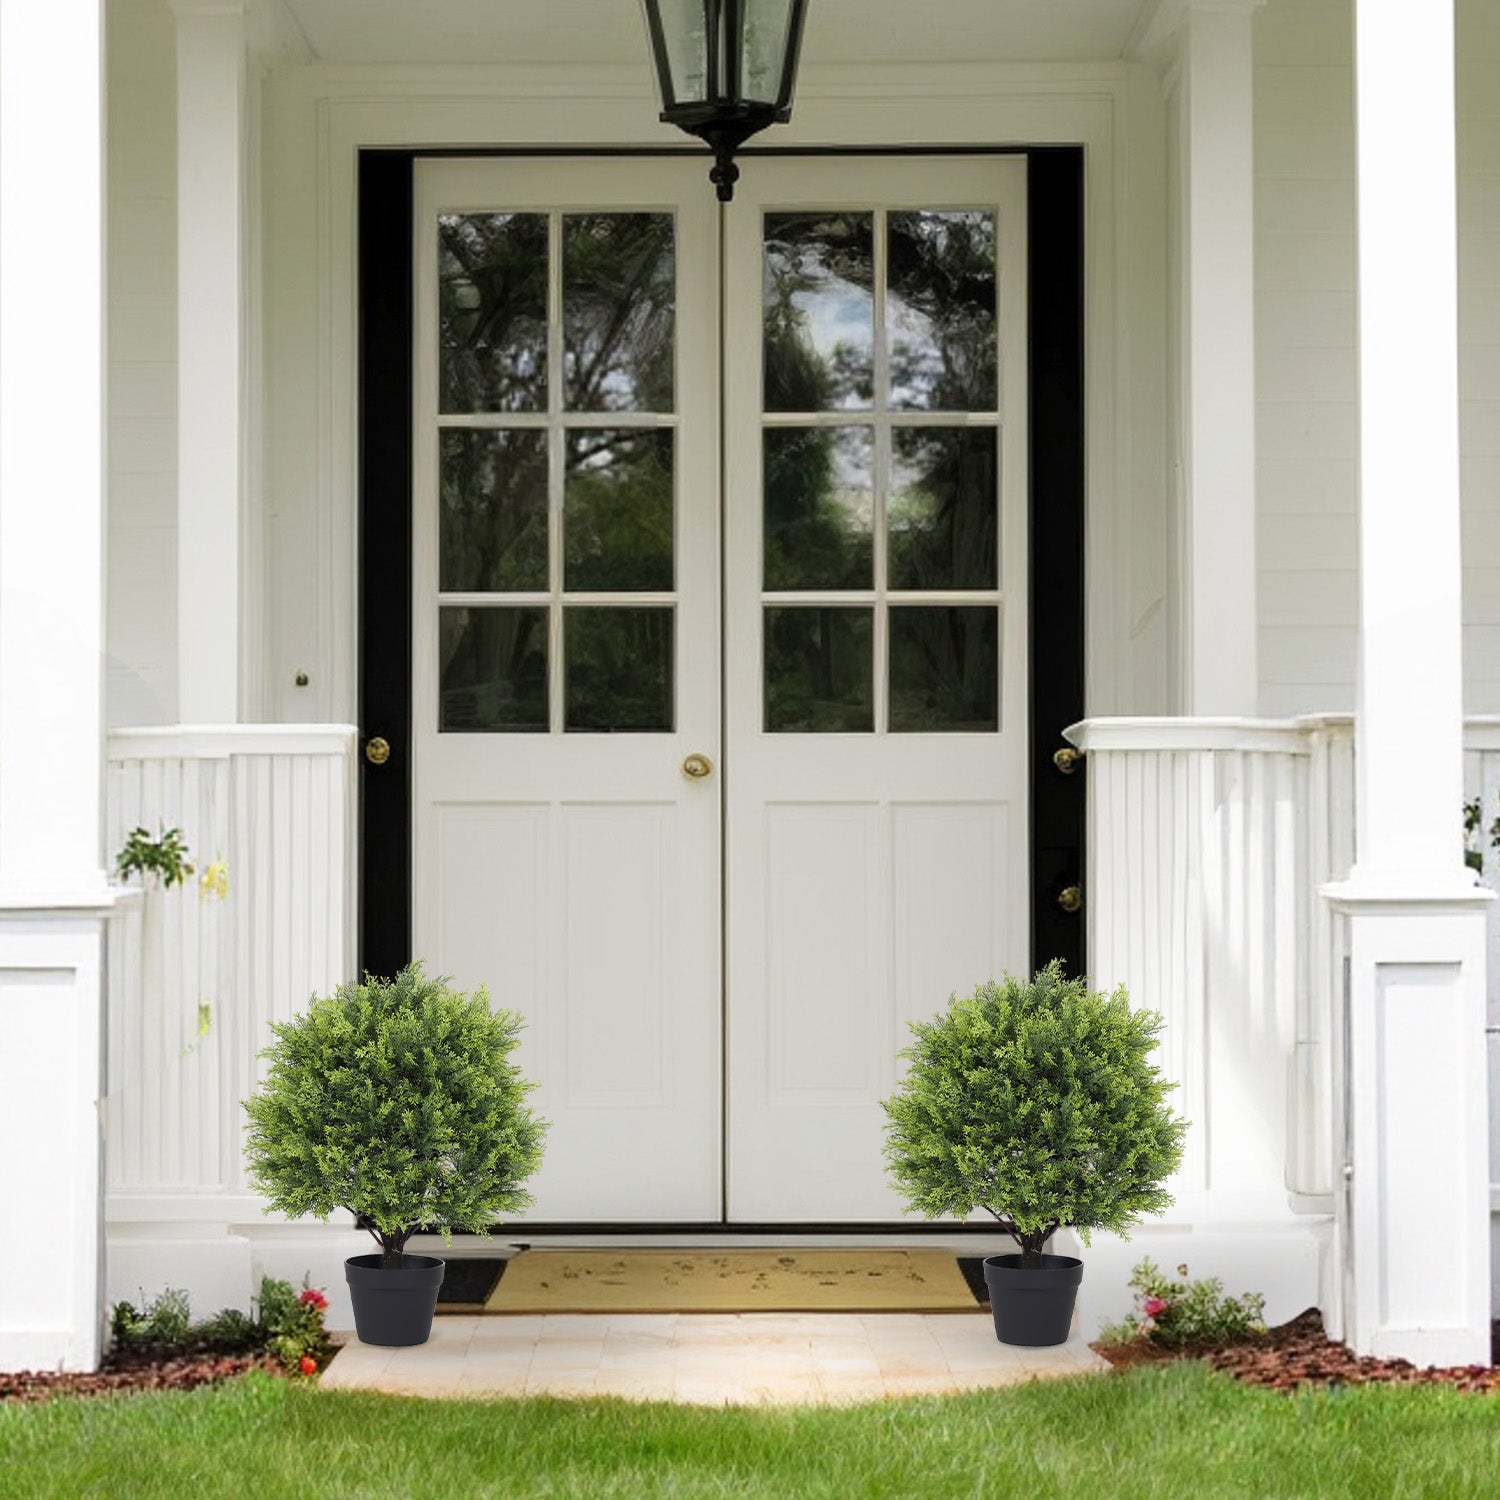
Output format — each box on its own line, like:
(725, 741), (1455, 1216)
(651, 0), (709, 108)
(741, 0), (796, 106)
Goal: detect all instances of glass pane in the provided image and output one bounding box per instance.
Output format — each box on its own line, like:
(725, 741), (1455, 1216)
(764, 426), (873, 590)
(887, 211), (997, 411)
(439, 430), (549, 593)
(742, 0), (795, 105)
(439, 214), (549, 414)
(564, 214), (676, 413)
(888, 428), (998, 591)
(654, 0), (708, 105)
(764, 607), (873, 732)
(889, 606), (999, 733)
(439, 607), (548, 733)
(565, 430), (675, 592)
(764, 213), (874, 412)
(566, 608), (674, 732)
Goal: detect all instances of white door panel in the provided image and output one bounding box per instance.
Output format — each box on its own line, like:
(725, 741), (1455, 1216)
(723, 158), (1030, 1220)
(411, 160), (721, 1221)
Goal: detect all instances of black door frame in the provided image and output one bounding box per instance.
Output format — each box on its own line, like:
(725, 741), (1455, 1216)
(358, 144), (1086, 991)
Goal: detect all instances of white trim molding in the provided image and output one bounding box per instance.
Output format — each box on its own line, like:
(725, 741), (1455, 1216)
(1132, 0), (1263, 715)
(173, 1), (252, 722)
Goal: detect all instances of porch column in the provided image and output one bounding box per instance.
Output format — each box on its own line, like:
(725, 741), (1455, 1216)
(0, 0), (116, 1372)
(171, 0), (250, 722)
(1139, 0), (1262, 714)
(1324, 0), (1491, 1366)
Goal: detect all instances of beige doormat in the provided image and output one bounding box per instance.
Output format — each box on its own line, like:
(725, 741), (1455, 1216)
(483, 1249), (979, 1314)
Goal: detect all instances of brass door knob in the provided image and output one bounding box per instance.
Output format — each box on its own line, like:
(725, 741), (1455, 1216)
(365, 736), (391, 766)
(681, 753), (714, 781)
(1057, 885), (1083, 915)
(1053, 746), (1082, 775)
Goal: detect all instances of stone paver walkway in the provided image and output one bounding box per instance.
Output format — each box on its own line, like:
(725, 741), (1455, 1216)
(321, 1312), (1108, 1404)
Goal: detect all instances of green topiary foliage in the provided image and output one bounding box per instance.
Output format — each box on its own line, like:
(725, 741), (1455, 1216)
(243, 965), (548, 1267)
(882, 961), (1188, 1267)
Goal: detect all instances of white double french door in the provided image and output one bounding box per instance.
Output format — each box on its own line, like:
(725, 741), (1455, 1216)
(411, 155), (1029, 1224)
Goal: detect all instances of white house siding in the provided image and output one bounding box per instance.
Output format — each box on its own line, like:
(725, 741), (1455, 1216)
(106, 0), (178, 727)
(1254, 0), (1500, 717)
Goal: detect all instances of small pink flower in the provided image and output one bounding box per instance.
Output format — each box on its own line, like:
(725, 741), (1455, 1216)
(299, 1288), (329, 1311)
(1142, 1296), (1169, 1317)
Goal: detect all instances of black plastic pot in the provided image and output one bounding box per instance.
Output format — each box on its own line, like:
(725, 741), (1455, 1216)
(345, 1254), (445, 1346)
(982, 1254), (1084, 1347)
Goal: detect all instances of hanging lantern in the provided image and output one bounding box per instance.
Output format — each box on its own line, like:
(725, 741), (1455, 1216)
(640, 0), (810, 201)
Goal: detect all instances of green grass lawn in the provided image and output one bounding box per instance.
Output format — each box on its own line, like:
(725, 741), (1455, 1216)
(2, 1363), (1498, 1500)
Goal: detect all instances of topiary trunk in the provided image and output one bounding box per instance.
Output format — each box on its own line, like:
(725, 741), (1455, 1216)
(1018, 1229), (1051, 1270)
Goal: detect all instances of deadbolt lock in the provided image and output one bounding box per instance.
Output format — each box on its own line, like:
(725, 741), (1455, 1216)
(364, 736), (391, 767)
(1053, 746), (1082, 775)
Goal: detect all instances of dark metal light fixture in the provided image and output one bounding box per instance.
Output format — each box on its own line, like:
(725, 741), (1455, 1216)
(640, 0), (809, 202)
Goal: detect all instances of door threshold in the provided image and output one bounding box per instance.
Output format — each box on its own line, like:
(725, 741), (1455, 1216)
(408, 1224), (1017, 1256)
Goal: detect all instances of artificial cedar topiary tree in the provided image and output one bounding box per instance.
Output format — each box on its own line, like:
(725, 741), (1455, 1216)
(244, 965), (547, 1268)
(882, 962), (1187, 1268)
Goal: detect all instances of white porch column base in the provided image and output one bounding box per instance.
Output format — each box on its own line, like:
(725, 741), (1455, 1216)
(1323, 884), (1492, 1367)
(0, 905), (127, 1373)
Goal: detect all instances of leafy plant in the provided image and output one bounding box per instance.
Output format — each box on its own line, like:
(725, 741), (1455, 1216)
(882, 961), (1188, 1267)
(110, 1286), (193, 1348)
(1463, 795), (1500, 874)
(1099, 1259), (1267, 1348)
(257, 1278), (332, 1373)
(108, 1277), (331, 1373)
(115, 826), (195, 888)
(243, 964), (548, 1268)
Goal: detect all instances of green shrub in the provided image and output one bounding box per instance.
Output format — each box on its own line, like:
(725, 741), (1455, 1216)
(108, 1278), (331, 1373)
(881, 962), (1188, 1266)
(1099, 1258), (1267, 1347)
(110, 1287), (192, 1349)
(243, 965), (548, 1267)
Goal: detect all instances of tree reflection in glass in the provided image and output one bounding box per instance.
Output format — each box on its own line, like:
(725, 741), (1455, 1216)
(888, 211), (997, 412)
(440, 430), (549, 592)
(763, 213), (874, 412)
(440, 607), (549, 732)
(763, 426), (873, 590)
(564, 214), (676, 413)
(889, 606), (998, 733)
(565, 430), (675, 592)
(566, 608), (674, 732)
(888, 428), (997, 592)
(439, 214), (549, 413)
(764, 607), (873, 732)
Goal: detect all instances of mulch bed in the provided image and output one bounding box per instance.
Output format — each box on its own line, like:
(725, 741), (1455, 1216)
(1093, 1310), (1500, 1394)
(0, 1347), (285, 1404)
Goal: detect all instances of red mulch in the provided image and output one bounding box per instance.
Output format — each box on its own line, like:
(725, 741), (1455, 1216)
(0, 1348), (292, 1404)
(1093, 1310), (1500, 1394)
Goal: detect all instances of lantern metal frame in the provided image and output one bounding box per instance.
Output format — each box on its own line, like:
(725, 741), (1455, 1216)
(640, 0), (810, 201)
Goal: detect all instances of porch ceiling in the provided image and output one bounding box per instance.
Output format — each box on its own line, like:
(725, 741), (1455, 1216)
(280, 0), (1152, 67)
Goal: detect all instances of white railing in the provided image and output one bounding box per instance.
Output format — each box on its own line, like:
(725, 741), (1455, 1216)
(1069, 714), (1497, 1221)
(104, 726), (358, 1220)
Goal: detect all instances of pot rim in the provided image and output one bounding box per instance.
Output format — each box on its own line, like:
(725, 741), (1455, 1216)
(981, 1253), (1083, 1271)
(344, 1252), (446, 1276)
